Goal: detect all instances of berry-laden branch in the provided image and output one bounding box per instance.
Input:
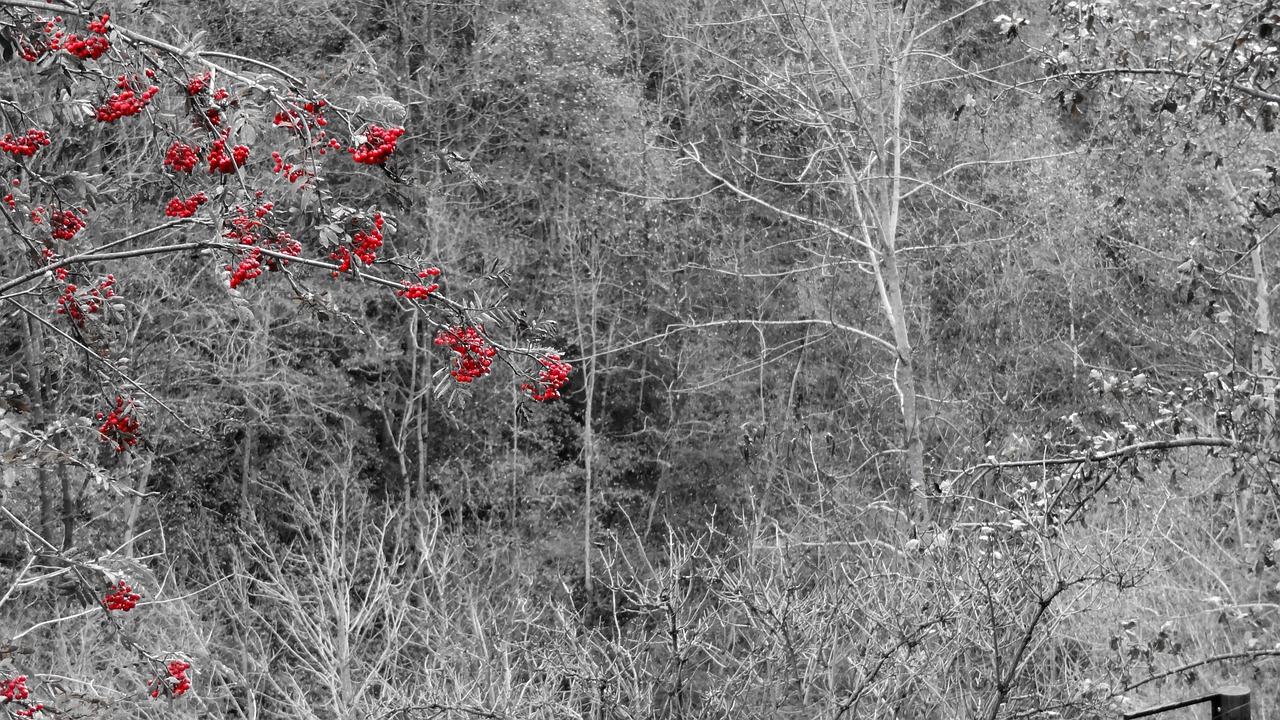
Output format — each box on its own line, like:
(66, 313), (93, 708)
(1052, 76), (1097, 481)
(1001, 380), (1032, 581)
(0, 2), (570, 396)
(0, 1), (574, 713)
(1, 502), (196, 701)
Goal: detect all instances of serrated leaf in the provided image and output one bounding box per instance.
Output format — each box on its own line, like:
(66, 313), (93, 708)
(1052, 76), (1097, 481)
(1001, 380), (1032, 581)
(363, 95), (406, 120)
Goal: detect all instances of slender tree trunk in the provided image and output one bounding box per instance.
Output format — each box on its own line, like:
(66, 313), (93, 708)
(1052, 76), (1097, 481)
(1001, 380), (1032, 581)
(1219, 168), (1275, 443)
(60, 465), (73, 549)
(582, 356), (596, 594)
(1252, 241), (1274, 442)
(566, 219), (601, 595)
(22, 315), (56, 545)
(123, 456), (151, 557)
(881, 251), (924, 497)
(411, 312), (429, 499)
(240, 300), (273, 518)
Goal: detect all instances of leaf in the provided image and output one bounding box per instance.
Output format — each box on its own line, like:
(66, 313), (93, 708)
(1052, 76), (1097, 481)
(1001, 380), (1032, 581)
(361, 95), (407, 122)
(319, 225), (341, 249)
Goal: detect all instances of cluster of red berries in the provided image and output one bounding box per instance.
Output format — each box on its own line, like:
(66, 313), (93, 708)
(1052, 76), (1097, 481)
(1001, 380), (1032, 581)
(62, 15), (111, 59)
(222, 204), (268, 246)
(522, 354), (572, 401)
(33, 207), (88, 240)
(0, 675), (38, 717)
(186, 72), (210, 96)
(164, 192), (208, 218)
(149, 660), (191, 699)
(164, 142), (199, 172)
(223, 203), (300, 288)
(104, 579), (141, 611)
(349, 125), (404, 165)
(398, 267), (441, 300)
(50, 209), (86, 240)
(56, 275), (115, 323)
(188, 80), (230, 129)
(97, 396), (140, 453)
(1, 676), (28, 702)
(207, 133), (249, 173)
(435, 326), (497, 383)
(270, 152), (312, 183)
(0, 675), (40, 717)
(18, 38), (46, 62)
(40, 248), (67, 279)
(329, 246), (352, 276)
(273, 99), (328, 130)
(96, 74), (159, 123)
(330, 214), (385, 275)
(273, 101), (344, 155)
(352, 213), (384, 263)
(0, 128), (51, 158)
(228, 254), (262, 288)
(23, 14), (111, 61)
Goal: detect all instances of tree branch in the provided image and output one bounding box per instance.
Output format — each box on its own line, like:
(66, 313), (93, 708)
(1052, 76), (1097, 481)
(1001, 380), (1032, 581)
(1029, 66), (1280, 105)
(961, 436), (1263, 476)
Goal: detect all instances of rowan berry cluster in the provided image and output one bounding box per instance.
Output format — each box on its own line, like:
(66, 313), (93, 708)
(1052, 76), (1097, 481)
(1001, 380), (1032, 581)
(3, 180), (15, 211)
(149, 660), (191, 699)
(97, 396), (140, 453)
(96, 74), (159, 123)
(330, 214), (385, 275)
(329, 246), (352, 276)
(40, 248), (67, 281)
(0, 128), (51, 158)
(18, 37), (46, 62)
(271, 152), (311, 183)
(435, 326), (497, 383)
(56, 274), (115, 323)
(164, 142), (199, 172)
(273, 99), (328, 130)
(31, 206), (89, 241)
(61, 14), (111, 59)
(352, 213), (383, 263)
(223, 203), (300, 288)
(522, 354), (571, 401)
(0, 675), (38, 716)
(186, 72), (210, 96)
(228, 254), (261, 288)
(47, 208), (87, 241)
(104, 579), (141, 611)
(349, 125), (404, 165)
(164, 192), (208, 218)
(207, 133), (250, 173)
(1, 676), (28, 702)
(23, 13), (111, 61)
(398, 267), (441, 299)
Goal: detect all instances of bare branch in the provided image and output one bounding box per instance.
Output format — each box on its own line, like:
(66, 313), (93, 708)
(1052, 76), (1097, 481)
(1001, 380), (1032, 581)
(679, 143), (880, 256)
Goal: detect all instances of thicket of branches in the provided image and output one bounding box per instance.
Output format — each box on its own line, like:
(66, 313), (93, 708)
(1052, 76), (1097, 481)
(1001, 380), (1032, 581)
(5, 0), (1280, 719)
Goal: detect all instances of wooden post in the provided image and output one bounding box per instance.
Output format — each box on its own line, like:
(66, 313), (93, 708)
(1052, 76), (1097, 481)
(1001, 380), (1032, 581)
(1212, 687), (1251, 720)
(1124, 687), (1251, 720)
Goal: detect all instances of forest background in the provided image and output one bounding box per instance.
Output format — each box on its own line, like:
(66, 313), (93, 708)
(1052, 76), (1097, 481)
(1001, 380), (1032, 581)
(3, 0), (1280, 718)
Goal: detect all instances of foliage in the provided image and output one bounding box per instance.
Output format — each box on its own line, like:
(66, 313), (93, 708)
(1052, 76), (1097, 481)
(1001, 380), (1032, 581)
(4, 1), (1280, 720)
